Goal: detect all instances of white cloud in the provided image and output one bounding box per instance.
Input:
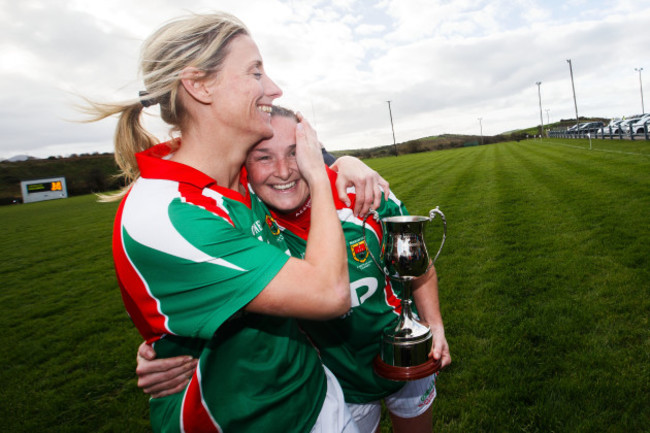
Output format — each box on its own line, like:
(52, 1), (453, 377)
(0, 0), (648, 160)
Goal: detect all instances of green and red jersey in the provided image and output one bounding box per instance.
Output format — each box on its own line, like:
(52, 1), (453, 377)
(113, 142), (326, 432)
(268, 167), (409, 404)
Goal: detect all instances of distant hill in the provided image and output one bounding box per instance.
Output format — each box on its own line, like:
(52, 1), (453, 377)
(2, 154), (36, 162)
(331, 132), (527, 159)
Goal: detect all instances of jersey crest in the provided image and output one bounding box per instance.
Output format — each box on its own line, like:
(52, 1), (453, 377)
(265, 214), (281, 236)
(350, 239), (369, 263)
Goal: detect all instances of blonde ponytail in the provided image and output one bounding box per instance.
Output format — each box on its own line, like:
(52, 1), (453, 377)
(80, 98), (159, 200)
(113, 102), (159, 182)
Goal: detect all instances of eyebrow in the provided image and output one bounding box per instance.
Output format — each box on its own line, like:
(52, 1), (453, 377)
(249, 60), (263, 70)
(250, 146), (271, 154)
(250, 144), (296, 155)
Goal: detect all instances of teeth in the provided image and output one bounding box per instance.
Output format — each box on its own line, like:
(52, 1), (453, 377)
(258, 105), (272, 113)
(273, 181), (295, 191)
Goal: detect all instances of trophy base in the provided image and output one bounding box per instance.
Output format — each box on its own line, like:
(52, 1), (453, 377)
(373, 355), (440, 381)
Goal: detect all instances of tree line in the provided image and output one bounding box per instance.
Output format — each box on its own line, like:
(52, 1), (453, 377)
(1, 131), (533, 205)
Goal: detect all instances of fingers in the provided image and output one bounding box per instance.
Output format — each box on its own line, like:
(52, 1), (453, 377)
(138, 357), (198, 397)
(150, 379), (192, 399)
(379, 177), (390, 201)
(335, 178), (352, 207)
(431, 337), (452, 370)
(137, 341), (156, 361)
(353, 181), (366, 216)
(371, 182), (383, 213)
(136, 354), (195, 377)
(360, 176), (376, 217)
(372, 185), (386, 209)
(145, 365), (196, 397)
(295, 114), (326, 185)
(296, 111), (312, 129)
(441, 352), (452, 369)
(354, 176), (385, 217)
(295, 112), (316, 146)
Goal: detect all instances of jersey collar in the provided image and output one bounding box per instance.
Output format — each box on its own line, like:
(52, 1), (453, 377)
(136, 141), (250, 204)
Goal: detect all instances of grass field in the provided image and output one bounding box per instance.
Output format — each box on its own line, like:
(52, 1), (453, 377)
(1, 138), (648, 432)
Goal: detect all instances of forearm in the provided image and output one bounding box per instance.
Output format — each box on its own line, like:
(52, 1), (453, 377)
(412, 264), (451, 367)
(303, 177), (349, 290)
(412, 265), (444, 332)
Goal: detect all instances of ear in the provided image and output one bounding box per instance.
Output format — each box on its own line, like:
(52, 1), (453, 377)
(180, 67), (213, 104)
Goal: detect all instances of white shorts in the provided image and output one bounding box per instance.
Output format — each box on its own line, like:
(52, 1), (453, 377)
(347, 373), (437, 433)
(311, 367), (360, 433)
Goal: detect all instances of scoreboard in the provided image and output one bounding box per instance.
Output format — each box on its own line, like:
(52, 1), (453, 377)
(20, 177), (68, 203)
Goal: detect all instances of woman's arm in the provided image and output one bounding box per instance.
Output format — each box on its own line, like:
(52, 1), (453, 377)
(412, 264), (451, 369)
(245, 114), (350, 319)
(331, 156), (390, 217)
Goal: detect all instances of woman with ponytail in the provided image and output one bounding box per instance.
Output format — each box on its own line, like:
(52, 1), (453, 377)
(84, 12), (386, 433)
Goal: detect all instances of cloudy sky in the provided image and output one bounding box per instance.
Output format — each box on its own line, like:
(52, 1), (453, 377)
(1, 0), (648, 159)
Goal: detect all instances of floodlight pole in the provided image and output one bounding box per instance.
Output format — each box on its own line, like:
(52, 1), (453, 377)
(635, 67), (645, 114)
(567, 59), (580, 128)
(536, 82), (544, 138)
(478, 117), (483, 145)
(387, 100), (398, 156)
(545, 109), (550, 125)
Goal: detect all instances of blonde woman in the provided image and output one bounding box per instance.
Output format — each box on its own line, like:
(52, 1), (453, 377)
(86, 12), (386, 433)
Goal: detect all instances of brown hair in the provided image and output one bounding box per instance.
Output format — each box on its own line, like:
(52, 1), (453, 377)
(271, 105), (298, 121)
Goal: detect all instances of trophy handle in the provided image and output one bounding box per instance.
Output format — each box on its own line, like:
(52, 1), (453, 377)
(362, 210), (388, 277)
(427, 207), (447, 266)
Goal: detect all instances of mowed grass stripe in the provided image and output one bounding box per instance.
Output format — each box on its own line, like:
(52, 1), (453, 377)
(449, 143), (577, 431)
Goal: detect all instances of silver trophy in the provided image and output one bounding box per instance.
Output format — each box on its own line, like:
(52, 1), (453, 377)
(363, 207), (446, 381)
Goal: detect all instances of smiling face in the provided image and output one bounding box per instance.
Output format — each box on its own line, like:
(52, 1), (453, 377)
(245, 115), (311, 214)
(206, 34), (282, 142)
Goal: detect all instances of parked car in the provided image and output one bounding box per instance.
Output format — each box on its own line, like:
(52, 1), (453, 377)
(619, 117), (642, 134)
(566, 123), (586, 135)
(578, 121), (604, 134)
(629, 114), (650, 134)
(596, 119), (623, 136)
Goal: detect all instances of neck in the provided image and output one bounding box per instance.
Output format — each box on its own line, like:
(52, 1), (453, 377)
(173, 125), (256, 192)
(269, 197), (312, 240)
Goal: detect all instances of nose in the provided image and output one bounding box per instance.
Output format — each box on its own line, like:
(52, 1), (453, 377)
(264, 74), (283, 100)
(274, 157), (292, 180)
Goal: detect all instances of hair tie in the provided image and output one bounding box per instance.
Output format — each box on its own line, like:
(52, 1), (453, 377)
(139, 90), (158, 108)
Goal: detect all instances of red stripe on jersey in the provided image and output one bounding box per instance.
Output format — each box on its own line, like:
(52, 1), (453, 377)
(113, 192), (168, 343)
(182, 370), (222, 433)
(177, 183), (235, 226)
(383, 276), (402, 316)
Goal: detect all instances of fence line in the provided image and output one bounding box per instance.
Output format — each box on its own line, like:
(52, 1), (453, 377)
(548, 121), (650, 141)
